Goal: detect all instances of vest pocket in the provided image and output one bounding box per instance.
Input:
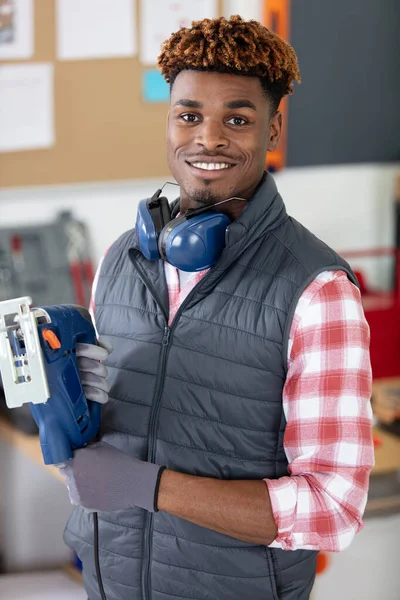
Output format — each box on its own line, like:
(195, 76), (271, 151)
(265, 548), (280, 600)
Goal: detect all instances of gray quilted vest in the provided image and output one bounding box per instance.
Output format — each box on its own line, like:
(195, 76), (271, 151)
(64, 173), (357, 600)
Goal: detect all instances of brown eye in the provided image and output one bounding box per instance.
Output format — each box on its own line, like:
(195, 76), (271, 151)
(181, 114), (199, 123)
(227, 117), (247, 126)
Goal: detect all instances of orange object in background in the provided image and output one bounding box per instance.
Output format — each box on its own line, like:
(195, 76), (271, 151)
(316, 552), (329, 575)
(263, 0), (290, 172)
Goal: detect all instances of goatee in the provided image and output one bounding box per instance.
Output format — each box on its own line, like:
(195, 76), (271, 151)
(190, 188), (227, 208)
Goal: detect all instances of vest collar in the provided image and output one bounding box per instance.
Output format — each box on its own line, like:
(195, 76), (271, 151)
(170, 171), (287, 248)
(129, 172), (288, 314)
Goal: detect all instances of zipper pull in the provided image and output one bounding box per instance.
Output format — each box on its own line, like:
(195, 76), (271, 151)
(162, 326), (170, 347)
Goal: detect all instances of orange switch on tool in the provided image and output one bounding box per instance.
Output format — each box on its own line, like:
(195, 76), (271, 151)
(42, 329), (62, 350)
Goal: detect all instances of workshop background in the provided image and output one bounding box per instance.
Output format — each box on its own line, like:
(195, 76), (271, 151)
(0, 1), (400, 599)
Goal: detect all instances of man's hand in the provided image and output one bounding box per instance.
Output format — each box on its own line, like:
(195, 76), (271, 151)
(59, 442), (164, 513)
(76, 338), (113, 405)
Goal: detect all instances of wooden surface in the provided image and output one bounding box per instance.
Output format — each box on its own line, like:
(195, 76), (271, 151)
(372, 427), (400, 475)
(63, 563), (83, 586)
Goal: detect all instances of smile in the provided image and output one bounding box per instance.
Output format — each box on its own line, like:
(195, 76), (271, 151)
(186, 161), (237, 180)
(190, 162), (233, 171)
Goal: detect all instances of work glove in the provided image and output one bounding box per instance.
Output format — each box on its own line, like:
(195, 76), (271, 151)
(59, 442), (165, 513)
(76, 338), (113, 405)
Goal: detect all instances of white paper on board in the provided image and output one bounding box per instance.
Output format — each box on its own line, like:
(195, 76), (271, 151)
(0, 63), (54, 153)
(140, 0), (218, 66)
(56, 0), (137, 61)
(0, 0), (33, 60)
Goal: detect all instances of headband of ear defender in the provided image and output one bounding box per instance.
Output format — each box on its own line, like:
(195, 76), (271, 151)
(135, 188), (231, 272)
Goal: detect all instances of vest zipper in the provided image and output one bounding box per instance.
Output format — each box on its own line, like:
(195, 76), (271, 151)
(142, 323), (171, 600)
(129, 256), (169, 600)
(131, 255), (213, 600)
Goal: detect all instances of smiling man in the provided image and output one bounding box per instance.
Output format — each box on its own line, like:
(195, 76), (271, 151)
(62, 16), (374, 600)
(166, 72), (275, 218)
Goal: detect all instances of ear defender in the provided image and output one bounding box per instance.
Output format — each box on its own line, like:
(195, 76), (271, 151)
(158, 212), (231, 271)
(136, 190), (172, 261)
(136, 189), (232, 271)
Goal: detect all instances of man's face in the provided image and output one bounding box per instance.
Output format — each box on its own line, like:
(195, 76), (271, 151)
(167, 70), (281, 212)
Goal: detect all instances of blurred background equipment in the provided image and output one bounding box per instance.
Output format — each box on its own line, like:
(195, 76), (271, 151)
(0, 211), (95, 435)
(341, 172), (400, 436)
(0, 211), (94, 307)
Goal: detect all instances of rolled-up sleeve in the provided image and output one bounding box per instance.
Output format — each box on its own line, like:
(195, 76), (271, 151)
(265, 270), (374, 552)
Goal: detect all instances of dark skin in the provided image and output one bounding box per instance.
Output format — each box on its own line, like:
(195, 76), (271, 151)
(158, 70), (282, 545)
(166, 70), (282, 221)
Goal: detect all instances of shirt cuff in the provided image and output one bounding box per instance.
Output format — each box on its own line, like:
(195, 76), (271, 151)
(264, 476), (299, 551)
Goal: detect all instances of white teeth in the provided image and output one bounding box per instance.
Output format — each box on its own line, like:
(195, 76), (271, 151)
(192, 162), (231, 171)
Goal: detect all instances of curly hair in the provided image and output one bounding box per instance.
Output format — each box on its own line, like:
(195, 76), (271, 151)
(158, 15), (301, 112)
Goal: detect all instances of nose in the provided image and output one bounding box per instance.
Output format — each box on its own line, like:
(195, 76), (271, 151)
(195, 118), (229, 152)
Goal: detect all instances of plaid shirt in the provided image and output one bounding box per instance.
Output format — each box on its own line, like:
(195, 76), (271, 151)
(164, 263), (374, 552)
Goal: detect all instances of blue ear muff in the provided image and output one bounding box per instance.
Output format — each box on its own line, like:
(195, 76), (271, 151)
(136, 191), (231, 271)
(158, 212), (231, 272)
(136, 193), (171, 260)
(136, 199), (159, 260)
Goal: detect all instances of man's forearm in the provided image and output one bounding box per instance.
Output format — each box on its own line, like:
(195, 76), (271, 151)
(157, 470), (278, 545)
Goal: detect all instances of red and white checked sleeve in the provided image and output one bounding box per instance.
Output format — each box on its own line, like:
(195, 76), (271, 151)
(265, 270), (374, 552)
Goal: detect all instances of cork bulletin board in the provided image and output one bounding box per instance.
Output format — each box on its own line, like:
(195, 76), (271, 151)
(0, 0), (223, 188)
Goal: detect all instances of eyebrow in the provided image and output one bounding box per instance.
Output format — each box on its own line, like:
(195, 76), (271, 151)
(173, 99), (202, 108)
(224, 100), (257, 111)
(173, 99), (257, 111)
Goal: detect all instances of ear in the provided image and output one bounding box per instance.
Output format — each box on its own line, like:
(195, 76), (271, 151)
(268, 111), (282, 152)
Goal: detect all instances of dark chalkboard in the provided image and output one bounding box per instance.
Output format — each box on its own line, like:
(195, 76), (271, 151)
(287, 0), (400, 166)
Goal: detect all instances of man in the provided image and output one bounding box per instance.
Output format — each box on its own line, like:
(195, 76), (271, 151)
(62, 15), (374, 600)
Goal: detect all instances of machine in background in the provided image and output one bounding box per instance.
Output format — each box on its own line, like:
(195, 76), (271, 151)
(0, 212), (95, 433)
(342, 173), (400, 435)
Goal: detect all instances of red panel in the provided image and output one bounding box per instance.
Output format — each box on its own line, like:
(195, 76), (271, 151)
(341, 247), (400, 380)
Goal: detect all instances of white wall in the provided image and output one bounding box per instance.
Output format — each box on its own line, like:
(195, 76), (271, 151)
(0, 164), (398, 286)
(312, 513), (400, 600)
(223, 0), (263, 21)
(0, 440), (74, 571)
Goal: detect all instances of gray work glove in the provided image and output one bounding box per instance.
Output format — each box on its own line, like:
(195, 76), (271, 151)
(59, 442), (166, 513)
(76, 338), (113, 404)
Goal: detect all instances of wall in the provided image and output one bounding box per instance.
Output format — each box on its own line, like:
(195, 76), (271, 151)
(313, 513), (400, 600)
(0, 439), (73, 571)
(0, 163), (398, 288)
(288, 0), (400, 166)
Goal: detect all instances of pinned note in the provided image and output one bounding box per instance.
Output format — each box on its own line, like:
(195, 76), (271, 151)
(56, 0), (137, 61)
(142, 70), (170, 103)
(0, 63), (54, 152)
(0, 0), (33, 60)
(140, 0), (218, 66)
